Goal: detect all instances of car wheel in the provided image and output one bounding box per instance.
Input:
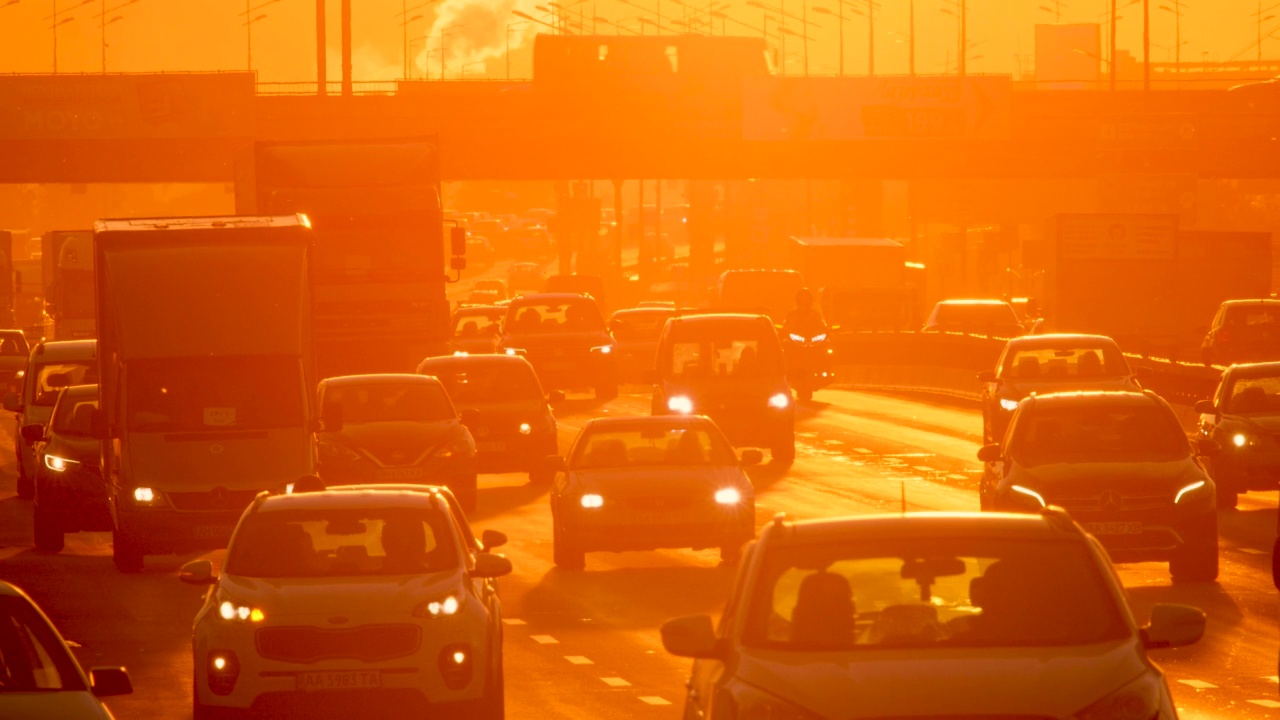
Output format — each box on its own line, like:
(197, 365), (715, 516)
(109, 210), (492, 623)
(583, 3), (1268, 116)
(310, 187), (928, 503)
(1171, 521), (1219, 584)
(112, 531), (144, 574)
(32, 501), (64, 554)
(595, 384), (619, 401)
(15, 456), (33, 501)
(796, 388), (813, 403)
(478, 641), (505, 720)
(1214, 477), (1239, 510)
(454, 475), (479, 514)
(771, 435), (796, 465)
(719, 544), (742, 564)
(192, 679), (223, 720)
(528, 467), (553, 485)
(552, 522), (585, 571)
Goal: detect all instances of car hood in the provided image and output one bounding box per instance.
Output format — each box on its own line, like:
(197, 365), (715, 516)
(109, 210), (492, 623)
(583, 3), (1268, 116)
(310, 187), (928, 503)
(0, 693), (114, 720)
(1001, 376), (1138, 399)
(573, 465), (748, 496)
(127, 429), (312, 491)
(1013, 459), (1200, 494)
(325, 421), (462, 466)
(737, 640), (1146, 720)
(220, 571), (460, 618)
(501, 331), (612, 351)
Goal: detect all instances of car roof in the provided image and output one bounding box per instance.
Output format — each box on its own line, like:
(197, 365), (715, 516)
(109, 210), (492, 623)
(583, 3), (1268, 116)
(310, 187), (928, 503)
(0, 329), (26, 338)
(0, 581), (27, 598)
(611, 307), (675, 318)
(419, 354), (534, 371)
(767, 511), (1076, 547)
(1027, 390), (1156, 407)
(257, 488), (445, 513)
(1222, 298), (1280, 308)
(33, 339), (96, 360)
(1004, 333), (1118, 349)
(1226, 361), (1280, 376)
(582, 414), (715, 431)
(454, 305), (503, 315)
(320, 373), (443, 388)
(508, 293), (597, 305)
(668, 312), (771, 325)
(936, 298), (1010, 306)
(720, 268), (801, 276)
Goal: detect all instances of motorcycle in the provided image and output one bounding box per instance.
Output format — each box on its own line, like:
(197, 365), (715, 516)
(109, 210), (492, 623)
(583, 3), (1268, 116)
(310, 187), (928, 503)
(784, 330), (835, 402)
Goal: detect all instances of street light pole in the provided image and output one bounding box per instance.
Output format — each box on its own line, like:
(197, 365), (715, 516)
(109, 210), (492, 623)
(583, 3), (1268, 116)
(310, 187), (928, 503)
(867, 0), (874, 75)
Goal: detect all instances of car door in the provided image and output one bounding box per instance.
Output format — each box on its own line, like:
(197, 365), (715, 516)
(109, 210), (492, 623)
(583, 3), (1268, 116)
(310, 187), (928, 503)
(687, 543), (755, 720)
(1199, 371), (1230, 447)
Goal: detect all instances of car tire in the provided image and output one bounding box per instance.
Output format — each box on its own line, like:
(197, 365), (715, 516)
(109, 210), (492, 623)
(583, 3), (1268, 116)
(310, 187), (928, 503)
(796, 388), (813, 403)
(456, 476), (479, 514)
(1171, 522), (1219, 584)
(552, 522), (585, 571)
(771, 433), (796, 465)
(477, 641), (505, 720)
(719, 544), (742, 564)
(595, 384), (619, 401)
(15, 457), (33, 501)
(33, 501), (65, 553)
(192, 680), (223, 720)
(112, 531), (144, 574)
(1214, 476), (1239, 510)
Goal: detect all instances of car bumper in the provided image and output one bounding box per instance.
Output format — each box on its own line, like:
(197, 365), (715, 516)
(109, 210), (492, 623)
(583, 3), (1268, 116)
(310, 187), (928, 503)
(999, 497), (1215, 562)
(564, 506), (754, 552)
(116, 505), (248, 552)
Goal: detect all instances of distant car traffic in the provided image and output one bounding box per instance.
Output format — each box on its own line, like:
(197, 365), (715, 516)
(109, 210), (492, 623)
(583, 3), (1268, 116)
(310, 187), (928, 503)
(512, 225), (553, 260)
(498, 293), (618, 400)
(548, 415), (758, 569)
(544, 275), (607, 313)
(182, 487), (511, 719)
(979, 334), (1139, 444)
(474, 279), (508, 301)
(1195, 361), (1280, 508)
(4, 339), (97, 501)
(316, 374), (479, 510)
(608, 307), (675, 384)
(0, 582), (133, 720)
(978, 390), (1218, 582)
(417, 354), (560, 484)
(662, 511), (1204, 720)
(449, 306), (505, 356)
(467, 236), (495, 269)
(922, 299), (1025, 337)
(29, 384), (111, 553)
(713, 269), (805, 325)
(466, 289), (504, 306)
(651, 313), (795, 463)
(507, 263), (545, 296)
(1201, 298), (1280, 366)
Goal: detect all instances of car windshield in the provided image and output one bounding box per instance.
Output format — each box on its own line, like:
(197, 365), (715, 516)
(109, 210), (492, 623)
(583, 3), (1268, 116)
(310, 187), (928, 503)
(33, 361), (97, 407)
(1001, 345), (1129, 380)
(325, 383), (454, 424)
(0, 596), (86, 693)
(505, 300), (605, 334)
(0, 334), (28, 357)
(1012, 403), (1188, 464)
(425, 362), (544, 405)
(665, 326), (783, 380)
(126, 356), (304, 433)
(1224, 374), (1280, 414)
(611, 312), (674, 342)
(571, 426), (736, 469)
(225, 506), (457, 578)
(745, 537), (1128, 651)
(934, 303), (1019, 328)
(51, 394), (97, 437)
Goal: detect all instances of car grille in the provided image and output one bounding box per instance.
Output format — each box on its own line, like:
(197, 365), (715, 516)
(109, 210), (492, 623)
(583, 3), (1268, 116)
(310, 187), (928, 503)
(255, 625), (421, 664)
(1049, 492), (1171, 513)
(167, 489), (261, 512)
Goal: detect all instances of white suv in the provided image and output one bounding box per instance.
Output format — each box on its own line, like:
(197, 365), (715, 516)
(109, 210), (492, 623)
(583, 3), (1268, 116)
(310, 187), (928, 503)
(663, 510), (1205, 720)
(181, 487), (511, 719)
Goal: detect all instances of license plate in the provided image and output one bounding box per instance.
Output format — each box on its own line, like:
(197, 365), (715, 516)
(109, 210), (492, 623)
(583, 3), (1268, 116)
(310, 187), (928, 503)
(194, 525), (234, 538)
(297, 671), (382, 692)
(1083, 521), (1142, 535)
(477, 441), (506, 453)
(374, 467), (426, 480)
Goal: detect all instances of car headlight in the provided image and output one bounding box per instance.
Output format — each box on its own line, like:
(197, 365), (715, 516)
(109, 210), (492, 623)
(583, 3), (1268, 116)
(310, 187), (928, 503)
(999, 398), (1020, 412)
(503, 347), (526, 356)
(1072, 671), (1165, 720)
(788, 333), (805, 343)
(132, 487), (166, 507)
(1232, 433), (1250, 448)
(216, 591), (266, 624)
(1009, 484), (1046, 508)
(580, 493), (604, 508)
(1175, 480), (1208, 504)
(715, 488), (742, 505)
(591, 344), (614, 355)
(810, 333), (826, 343)
(767, 393), (791, 409)
(318, 440), (363, 463)
(667, 395), (694, 414)
(518, 422), (532, 435)
(44, 454), (80, 472)
(412, 593), (463, 619)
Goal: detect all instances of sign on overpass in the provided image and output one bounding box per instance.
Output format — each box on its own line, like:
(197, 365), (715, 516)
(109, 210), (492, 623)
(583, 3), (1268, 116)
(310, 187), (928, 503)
(742, 76), (1013, 141)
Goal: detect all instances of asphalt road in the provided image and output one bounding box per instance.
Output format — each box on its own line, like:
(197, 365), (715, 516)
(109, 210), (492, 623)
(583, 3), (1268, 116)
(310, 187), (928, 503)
(0, 385), (1277, 719)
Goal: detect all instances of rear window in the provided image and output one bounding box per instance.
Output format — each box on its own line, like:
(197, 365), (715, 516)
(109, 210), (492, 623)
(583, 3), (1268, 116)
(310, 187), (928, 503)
(663, 321), (783, 379)
(505, 299), (605, 334)
(424, 362), (544, 404)
(1224, 305), (1280, 328)
(1224, 373), (1280, 414)
(0, 334), (28, 357)
(1011, 402), (1189, 464)
(452, 312), (503, 338)
(934, 303), (1019, 328)
(1001, 345), (1129, 380)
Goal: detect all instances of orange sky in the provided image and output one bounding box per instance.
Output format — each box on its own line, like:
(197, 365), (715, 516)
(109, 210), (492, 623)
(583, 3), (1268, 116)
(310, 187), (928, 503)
(0, 0), (1268, 81)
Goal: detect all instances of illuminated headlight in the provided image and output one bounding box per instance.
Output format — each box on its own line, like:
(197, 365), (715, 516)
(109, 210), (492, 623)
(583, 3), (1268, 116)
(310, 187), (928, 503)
(43, 454), (80, 472)
(1072, 671), (1162, 720)
(999, 398), (1020, 412)
(667, 395), (694, 414)
(1232, 433), (1249, 448)
(503, 347), (526, 356)
(133, 487), (162, 505)
(715, 488), (742, 505)
(767, 393), (791, 409)
(413, 594), (462, 618)
(591, 344), (614, 355)
(1175, 480), (1207, 504)
(580, 493), (604, 509)
(217, 595), (266, 624)
(1010, 484), (1046, 508)
(788, 333), (805, 343)
(518, 422), (532, 435)
(810, 333), (827, 343)
(453, 351), (470, 357)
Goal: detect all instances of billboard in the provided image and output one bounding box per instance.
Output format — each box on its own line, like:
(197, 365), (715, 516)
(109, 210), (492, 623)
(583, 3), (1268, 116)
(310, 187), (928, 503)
(1035, 24), (1101, 88)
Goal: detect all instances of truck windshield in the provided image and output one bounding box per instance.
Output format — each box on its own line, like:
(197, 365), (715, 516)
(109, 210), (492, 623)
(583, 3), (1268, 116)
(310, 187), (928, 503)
(126, 356), (305, 433)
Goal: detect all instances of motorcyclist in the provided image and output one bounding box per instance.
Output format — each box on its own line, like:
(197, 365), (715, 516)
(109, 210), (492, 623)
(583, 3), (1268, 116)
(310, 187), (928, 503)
(784, 288), (828, 342)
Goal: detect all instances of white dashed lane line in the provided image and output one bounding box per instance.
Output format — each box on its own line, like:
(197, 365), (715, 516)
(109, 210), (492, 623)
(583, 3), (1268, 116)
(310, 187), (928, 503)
(502, 618), (527, 625)
(1238, 548), (1268, 555)
(640, 697), (672, 706)
(1178, 679), (1218, 690)
(530, 635), (559, 644)
(565, 656), (594, 665)
(601, 677), (631, 687)
(1248, 699), (1280, 708)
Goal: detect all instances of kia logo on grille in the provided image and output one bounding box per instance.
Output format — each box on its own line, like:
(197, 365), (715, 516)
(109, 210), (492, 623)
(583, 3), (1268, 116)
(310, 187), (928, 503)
(210, 487), (231, 508)
(1100, 491), (1123, 512)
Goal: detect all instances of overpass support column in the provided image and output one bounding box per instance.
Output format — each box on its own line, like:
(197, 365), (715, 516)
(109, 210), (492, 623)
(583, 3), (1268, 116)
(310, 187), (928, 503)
(612, 179), (624, 276)
(637, 181), (649, 284)
(316, 0), (326, 95)
(687, 180), (716, 289)
(341, 0), (353, 96)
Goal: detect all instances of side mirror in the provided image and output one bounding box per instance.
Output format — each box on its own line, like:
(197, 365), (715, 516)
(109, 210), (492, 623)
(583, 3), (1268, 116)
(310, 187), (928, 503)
(89, 667), (133, 698)
(450, 226), (467, 256)
(660, 614), (721, 659)
(481, 529), (508, 551)
(1194, 400), (1216, 415)
(179, 559), (216, 585)
(471, 552), (513, 579)
(977, 444), (1002, 463)
(547, 390), (566, 403)
(1141, 603), (1205, 649)
(740, 449), (764, 466)
(19, 423), (44, 444)
(321, 402), (344, 433)
(3, 392), (19, 412)
(89, 408), (108, 440)
(976, 370), (996, 383)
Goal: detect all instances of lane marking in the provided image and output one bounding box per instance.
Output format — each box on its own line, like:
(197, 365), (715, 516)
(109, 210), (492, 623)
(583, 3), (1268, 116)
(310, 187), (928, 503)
(1248, 699), (1280, 708)
(911, 465), (934, 473)
(640, 697), (672, 706)
(947, 474), (968, 481)
(502, 619), (527, 625)
(565, 656), (594, 665)
(1267, 676), (1279, 683)
(1178, 679), (1217, 690)
(531, 635), (559, 644)
(1238, 548), (1267, 555)
(852, 448), (872, 454)
(601, 677), (631, 687)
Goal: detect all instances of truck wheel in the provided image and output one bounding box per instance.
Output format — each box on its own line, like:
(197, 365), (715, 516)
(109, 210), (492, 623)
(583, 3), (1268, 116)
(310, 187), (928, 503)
(595, 384), (619, 401)
(33, 504), (64, 553)
(112, 531), (144, 574)
(553, 523), (585, 571)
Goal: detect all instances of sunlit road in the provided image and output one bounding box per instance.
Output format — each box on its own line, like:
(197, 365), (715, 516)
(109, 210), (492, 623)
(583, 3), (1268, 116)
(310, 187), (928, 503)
(0, 384), (1277, 719)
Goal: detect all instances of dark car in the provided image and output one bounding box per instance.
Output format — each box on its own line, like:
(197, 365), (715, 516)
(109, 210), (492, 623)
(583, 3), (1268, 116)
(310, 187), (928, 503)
(548, 415), (758, 570)
(1201, 299), (1280, 366)
(651, 313), (795, 462)
(979, 334), (1140, 444)
(545, 274), (607, 313)
(417, 354), (560, 483)
(978, 391), (1217, 582)
(923, 299), (1025, 337)
(315, 374), (479, 510)
(498, 293), (618, 399)
(1195, 361), (1280, 508)
(449, 305), (505, 355)
(609, 307), (676, 384)
(29, 384), (111, 553)
(507, 262), (546, 296)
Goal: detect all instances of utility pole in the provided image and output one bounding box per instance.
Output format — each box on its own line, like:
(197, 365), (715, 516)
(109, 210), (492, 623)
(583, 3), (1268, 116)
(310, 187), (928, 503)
(341, 0), (352, 95)
(867, 0), (874, 75)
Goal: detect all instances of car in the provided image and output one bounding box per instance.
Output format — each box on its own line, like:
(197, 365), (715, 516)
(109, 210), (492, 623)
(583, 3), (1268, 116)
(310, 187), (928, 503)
(712, 269), (805, 325)
(506, 263), (545, 296)
(498, 293), (618, 400)
(1195, 361), (1280, 508)
(316, 374), (479, 511)
(474, 279), (508, 301)
(608, 307), (675, 384)
(0, 581), (133, 720)
(466, 289), (504, 306)
(4, 339), (97, 500)
(651, 313), (795, 463)
(979, 334), (1140, 444)
(977, 390), (1218, 582)
(922, 298), (1025, 337)
(1201, 298), (1280, 366)
(417, 354), (560, 484)
(467, 236), (495, 269)
(662, 510), (1204, 720)
(182, 488), (511, 719)
(449, 306), (505, 356)
(512, 225), (553, 260)
(0, 328), (30, 387)
(544, 274), (607, 313)
(547, 415), (757, 569)
(28, 384), (111, 553)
